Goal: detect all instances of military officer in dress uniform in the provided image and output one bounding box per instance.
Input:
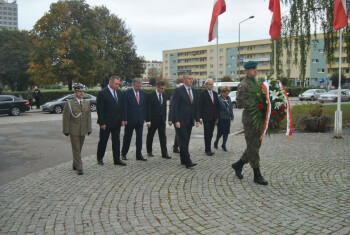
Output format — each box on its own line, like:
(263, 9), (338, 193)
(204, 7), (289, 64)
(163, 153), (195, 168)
(231, 61), (268, 185)
(63, 84), (92, 175)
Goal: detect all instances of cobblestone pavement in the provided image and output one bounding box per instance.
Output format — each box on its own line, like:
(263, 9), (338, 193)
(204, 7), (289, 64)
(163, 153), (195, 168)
(0, 130), (349, 234)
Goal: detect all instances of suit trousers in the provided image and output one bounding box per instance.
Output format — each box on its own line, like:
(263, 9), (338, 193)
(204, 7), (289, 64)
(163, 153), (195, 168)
(97, 126), (121, 162)
(146, 122), (168, 156)
(122, 123), (144, 157)
(175, 124), (193, 165)
(70, 135), (85, 170)
(203, 120), (215, 152)
(240, 121), (262, 168)
(173, 126), (179, 150)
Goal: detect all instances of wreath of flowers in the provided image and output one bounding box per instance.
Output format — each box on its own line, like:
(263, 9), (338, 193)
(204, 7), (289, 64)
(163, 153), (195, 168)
(247, 78), (292, 139)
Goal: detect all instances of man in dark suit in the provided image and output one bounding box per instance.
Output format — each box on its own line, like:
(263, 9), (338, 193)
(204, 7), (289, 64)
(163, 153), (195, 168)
(172, 74), (200, 168)
(96, 75), (126, 166)
(121, 78), (147, 161)
(198, 78), (220, 155)
(168, 83), (184, 153)
(146, 81), (171, 159)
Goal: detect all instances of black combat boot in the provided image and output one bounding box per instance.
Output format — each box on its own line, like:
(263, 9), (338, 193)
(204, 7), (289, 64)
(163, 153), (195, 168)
(253, 168), (268, 185)
(231, 160), (245, 179)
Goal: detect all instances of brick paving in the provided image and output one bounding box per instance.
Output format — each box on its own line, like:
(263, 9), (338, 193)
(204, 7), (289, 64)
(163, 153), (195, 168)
(0, 128), (349, 234)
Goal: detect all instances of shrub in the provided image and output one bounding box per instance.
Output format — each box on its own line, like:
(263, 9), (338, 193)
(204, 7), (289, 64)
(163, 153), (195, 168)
(297, 106), (332, 132)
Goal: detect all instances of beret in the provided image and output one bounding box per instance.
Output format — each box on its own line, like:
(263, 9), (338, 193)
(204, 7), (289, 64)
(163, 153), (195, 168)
(243, 61), (258, 69)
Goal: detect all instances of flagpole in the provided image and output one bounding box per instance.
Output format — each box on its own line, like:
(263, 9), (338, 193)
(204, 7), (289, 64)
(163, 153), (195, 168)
(274, 40), (277, 78)
(216, 21), (219, 92)
(334, 28), (343, 138)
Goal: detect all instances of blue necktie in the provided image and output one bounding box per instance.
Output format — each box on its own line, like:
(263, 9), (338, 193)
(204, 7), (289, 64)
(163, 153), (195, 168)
(113, 90), (118, 104)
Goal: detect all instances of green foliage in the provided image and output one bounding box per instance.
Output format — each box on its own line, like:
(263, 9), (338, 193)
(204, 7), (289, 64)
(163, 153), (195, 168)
(330, 73), (346, 87)
(147, 67), (160, 80)
(221, 76), (233, 82)
(297, 106), (332, 132)
(0, 29), (33, 91)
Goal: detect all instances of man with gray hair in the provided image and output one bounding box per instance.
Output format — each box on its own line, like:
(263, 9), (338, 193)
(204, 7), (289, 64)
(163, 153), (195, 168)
(198, 78), (220, 155)
(121, 78), (147, 161)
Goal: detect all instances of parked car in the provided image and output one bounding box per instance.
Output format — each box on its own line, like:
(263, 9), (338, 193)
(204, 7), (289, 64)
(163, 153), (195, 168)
(298, 89), (327, 101)
(228, 91), (237, 108)
(0, 95), (30, 116)
(42, 93), (97, 114)
(318, 89), (350, 103)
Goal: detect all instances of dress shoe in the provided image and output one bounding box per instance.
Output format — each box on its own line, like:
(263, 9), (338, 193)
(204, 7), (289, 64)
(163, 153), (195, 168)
(136, 156), (147, 161)
(221, 146), (228, 152)
(162, 154), (172, 159)
(77, 170), (84, 175)
(173, 148), (180, 153)
(232, 160), (245, 179)
(213, 141), (218, 149)
(73, 166), (77, 170)
(122, 155), (127, 160)
(114, 160), (127, 166)
(147, 152), (154, 157)
(97, 160), (104, 165)
(186, 163), (197, 168)
(206, 151), (215, 156)
(253, 168), (268, 185)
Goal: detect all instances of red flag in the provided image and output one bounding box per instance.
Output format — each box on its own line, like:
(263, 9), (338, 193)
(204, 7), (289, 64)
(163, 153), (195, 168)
(333, 0), (348, 31)
(208, 0), (226, 42)
(269, 0), (281, 40)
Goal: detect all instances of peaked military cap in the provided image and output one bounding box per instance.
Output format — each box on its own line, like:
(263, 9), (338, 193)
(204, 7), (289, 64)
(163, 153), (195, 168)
(74, 84), (85, 91)
(244, 61), (258, 69)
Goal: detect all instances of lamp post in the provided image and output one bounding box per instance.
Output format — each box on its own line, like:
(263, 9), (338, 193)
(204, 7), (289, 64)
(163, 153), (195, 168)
(238, 15), (254, 81)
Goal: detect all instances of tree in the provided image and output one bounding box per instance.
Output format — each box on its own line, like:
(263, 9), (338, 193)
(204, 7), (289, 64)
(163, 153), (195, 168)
(277, 0), (350, 85)
(147, 67), (160, 80)
(0, 29), (33, 91)
(331, 73), (346, 88)
(221, 75), (233, 82)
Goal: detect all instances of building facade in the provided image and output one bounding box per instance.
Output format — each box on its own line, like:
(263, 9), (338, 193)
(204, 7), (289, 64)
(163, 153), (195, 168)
(0, 0), (18, 30)
(142, 60), (162, 79)
(163, 34), (349, 87)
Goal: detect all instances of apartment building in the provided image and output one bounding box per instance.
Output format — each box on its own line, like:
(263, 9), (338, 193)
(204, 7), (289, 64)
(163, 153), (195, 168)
(142, 60), (162, 79)
(0, 0), (18, 30)
(163, 34), (349, 87)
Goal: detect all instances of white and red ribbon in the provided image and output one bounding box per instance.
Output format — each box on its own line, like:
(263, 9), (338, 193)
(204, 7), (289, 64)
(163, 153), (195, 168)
(260, 81), (271, 139)
(279, 82), (293, 138)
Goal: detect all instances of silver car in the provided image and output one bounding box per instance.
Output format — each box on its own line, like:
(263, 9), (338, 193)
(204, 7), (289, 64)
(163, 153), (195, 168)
(228, 91), (237, 108)
(42, 93), (97, 114)
(319, 89), (350, 103)
(298, 89), (327, 101)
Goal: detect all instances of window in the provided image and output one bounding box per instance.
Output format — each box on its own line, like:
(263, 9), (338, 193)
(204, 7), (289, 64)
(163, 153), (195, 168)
(227, 63), (231, 67)
(317, 68), (325, 73)
(219, 56), (223, 60)
(312, 59), (319, 63)
(210, 49), (214, 54)
(219, 64), (223, 68)
(165, 54), (168, 58)
(210, 72), (214, 76)
(220, 71), (223, 76)
(312, 40), (319, 44)
(219, 49), (223, 53)
(210, 57), (214, 61)
(210, 64), (213, 68)
(226, 48), (231, 52)
(319, 49), (324, 54)
(231, 55), (235, 60)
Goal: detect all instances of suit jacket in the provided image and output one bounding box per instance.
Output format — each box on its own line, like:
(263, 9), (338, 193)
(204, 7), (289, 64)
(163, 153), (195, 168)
(63, 99), (92, 136)
(146, 91), (167, 125)
(123, 88), (146, 125)
(172, 85), (199, 127)
(198, 89), (220, 122)
(168, 95), (174, 122)
(97, 87), (124, 128)
(218, 95), (234, 120)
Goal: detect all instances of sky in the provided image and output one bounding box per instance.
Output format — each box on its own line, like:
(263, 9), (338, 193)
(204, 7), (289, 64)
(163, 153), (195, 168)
(17, 0), (288, 61)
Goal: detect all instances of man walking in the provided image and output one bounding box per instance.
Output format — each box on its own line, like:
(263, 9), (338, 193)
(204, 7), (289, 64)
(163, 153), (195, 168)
(146, 81), (171, 159)
(63, 84), (92, 175)
(168, 83), (184, 153)
(122, 78), (147, 161)
(96, 75), (126, 166)
(33, 86), (42, 109)
(198, 78), (220, 155)
(231, 61), (268, 185)
(172, 74), (200, 168)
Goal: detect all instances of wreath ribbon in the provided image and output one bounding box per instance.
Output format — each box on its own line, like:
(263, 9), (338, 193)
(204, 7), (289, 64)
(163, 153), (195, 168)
(279, 82), (293, 138)
(260, 81), (271, 139)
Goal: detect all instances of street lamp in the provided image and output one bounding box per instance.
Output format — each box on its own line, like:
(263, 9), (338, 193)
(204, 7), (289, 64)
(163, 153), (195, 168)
(238, 15), (254, 80)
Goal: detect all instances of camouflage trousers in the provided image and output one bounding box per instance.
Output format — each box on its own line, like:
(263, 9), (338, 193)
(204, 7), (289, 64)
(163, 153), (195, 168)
(240, 122), (262, 168)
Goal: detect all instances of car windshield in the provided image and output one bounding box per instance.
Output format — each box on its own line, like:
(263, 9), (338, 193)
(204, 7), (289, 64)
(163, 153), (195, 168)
(328, 90), (338, 95)
(304, 90), (315, 94)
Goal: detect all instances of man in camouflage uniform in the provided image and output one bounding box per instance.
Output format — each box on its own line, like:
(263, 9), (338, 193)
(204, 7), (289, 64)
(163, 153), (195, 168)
(63, 84), (92, 175)
(231, 61), (268, 185)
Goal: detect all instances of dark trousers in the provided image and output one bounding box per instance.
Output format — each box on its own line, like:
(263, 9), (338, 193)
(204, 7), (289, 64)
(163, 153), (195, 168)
(203, 120), (215, 152)
(97, 126), (121, 163)
(173, 127), (179, 150)
(122, 123), (143, 157)
(146, 122), (168, 156)
(175, 124), (193, 165)
(34, 98), (41, 109)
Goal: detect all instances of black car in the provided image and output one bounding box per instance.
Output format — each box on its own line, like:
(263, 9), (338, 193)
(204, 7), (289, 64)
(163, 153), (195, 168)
(42, 93), (97, 114)
(0, 95), (30, 116)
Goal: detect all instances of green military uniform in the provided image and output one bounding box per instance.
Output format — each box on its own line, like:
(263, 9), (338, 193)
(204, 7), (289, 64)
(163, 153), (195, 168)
(232, 61), (268, 185)
(236, 74), (261, 168)
(63, 96), (92, 171)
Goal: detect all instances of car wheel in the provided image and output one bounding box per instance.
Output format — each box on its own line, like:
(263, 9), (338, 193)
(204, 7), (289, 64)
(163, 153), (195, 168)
(90, 103), (97, 112)
(53, 105), (63, 114)
(232, 102), (237, 109)
(10, 107), (21, 116)
(310, 96), (315, 101)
